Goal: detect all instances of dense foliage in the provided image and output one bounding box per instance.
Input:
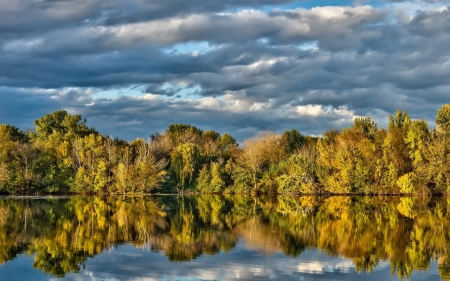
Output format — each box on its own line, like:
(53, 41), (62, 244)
(2, 196), (450, 280)
(1, 105), (450, 194)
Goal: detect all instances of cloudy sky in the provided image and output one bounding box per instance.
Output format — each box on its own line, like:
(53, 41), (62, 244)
(1, 0), (450, 140)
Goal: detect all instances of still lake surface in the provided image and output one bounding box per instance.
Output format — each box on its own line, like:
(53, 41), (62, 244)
(0, 195), (448, 281)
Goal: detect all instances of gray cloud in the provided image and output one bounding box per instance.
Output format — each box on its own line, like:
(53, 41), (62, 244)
(2, 6), (385, 56)
(0, 0), (296, 36)
(1, 0), (450, 140)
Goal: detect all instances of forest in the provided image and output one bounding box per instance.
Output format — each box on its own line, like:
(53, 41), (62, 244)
(1, 104), (450, 195)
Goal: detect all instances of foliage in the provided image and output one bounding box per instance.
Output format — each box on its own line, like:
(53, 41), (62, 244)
(436, 104), (450, 134)
(171, 143), (201, 188)
(281, 129), (305, 154)
(2, 105), (450, 194)
(397, 172), (418, 194)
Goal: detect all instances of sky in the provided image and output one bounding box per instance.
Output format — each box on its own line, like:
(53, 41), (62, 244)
(1, 0), (450, 141)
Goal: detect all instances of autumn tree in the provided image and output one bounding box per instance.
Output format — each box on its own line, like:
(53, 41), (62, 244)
(71, 134), (107, 193)
(0, 125), (15, 190)
(235, 131), (285, 192)
(436, 104), (450, 134)
(376, 110), (412, 192)
(129, 138), (167, 193)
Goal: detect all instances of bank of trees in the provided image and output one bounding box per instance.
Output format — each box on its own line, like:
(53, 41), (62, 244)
(0, 111), (238, 194)
(1, 104), (450, 194)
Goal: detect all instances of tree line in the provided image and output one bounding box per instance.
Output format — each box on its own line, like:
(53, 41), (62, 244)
(1, 104), (450, 194)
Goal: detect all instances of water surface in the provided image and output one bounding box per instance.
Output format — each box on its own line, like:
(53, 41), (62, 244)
(0, 196), (447, 280)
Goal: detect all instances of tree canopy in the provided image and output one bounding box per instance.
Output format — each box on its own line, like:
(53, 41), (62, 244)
(1, 105), (450, 195)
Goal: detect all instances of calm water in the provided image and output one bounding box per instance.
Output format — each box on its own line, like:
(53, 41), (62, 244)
(0, 196), (447, 281)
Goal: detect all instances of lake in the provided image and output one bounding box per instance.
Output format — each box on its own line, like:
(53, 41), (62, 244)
(0, 196), (447, 280)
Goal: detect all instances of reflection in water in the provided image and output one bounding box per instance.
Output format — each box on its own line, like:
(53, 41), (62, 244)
(0, 196), (448, 280)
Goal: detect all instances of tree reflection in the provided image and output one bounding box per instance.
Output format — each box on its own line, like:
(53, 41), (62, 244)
(1, 196), (450, 280)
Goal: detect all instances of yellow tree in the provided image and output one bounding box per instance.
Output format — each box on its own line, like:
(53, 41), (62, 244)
(376, 110), (412, 193)
(436, 104), (450, 134)
(0, 125), (14, 189)
(130, 138), (167, 193)
(71, 134), (107, 193)
(237, 131), (285, 192)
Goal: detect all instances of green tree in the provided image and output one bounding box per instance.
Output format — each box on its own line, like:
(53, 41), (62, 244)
(281, 129), (305, 154)
(352, 117), (378, 140)
(34, 111), (95, 140)
(219, 133), (238, 160)
(436, 104), (450, 134)
(171, 143), (201, 188)
(31, 111), (97, 192)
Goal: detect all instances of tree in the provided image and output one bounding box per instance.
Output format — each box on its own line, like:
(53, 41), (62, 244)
(219, 133), (238, 160)
(405, 119), (429, 167)
(389, 109), (411, 130)
(419, 132), (450, 193)
(166, 124), (202, 145)
(352, 117), (378, 140)
(436, 104), (450, 134)
(0, 162), (9, 185)
(200, 131), (221, 163)
(202, 130), (220, 142)
(0, 125), (42, 193)
(197, 162), (226, 193)
(171, 143), (201, 188)
(71, 134), (106, 193)
(237, 131), (285, 191)
(130, 138), (167, 193)
(0, 125), (14, 162)
(378, 109), (412, 192)
(281, 129), (305, 154)
(32, 111), (97, 192)
(34, 110), (95, 141)
(3, 125), (28, 142)
(276, 146), (319, 194)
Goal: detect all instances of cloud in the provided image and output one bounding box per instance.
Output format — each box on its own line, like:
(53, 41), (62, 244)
(13, 242), (424, 281)
(0, 87), (95, 130)
(1, 0), (449, 140)
(2, 6), (384, 56)
(76, 93), (357, 140)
